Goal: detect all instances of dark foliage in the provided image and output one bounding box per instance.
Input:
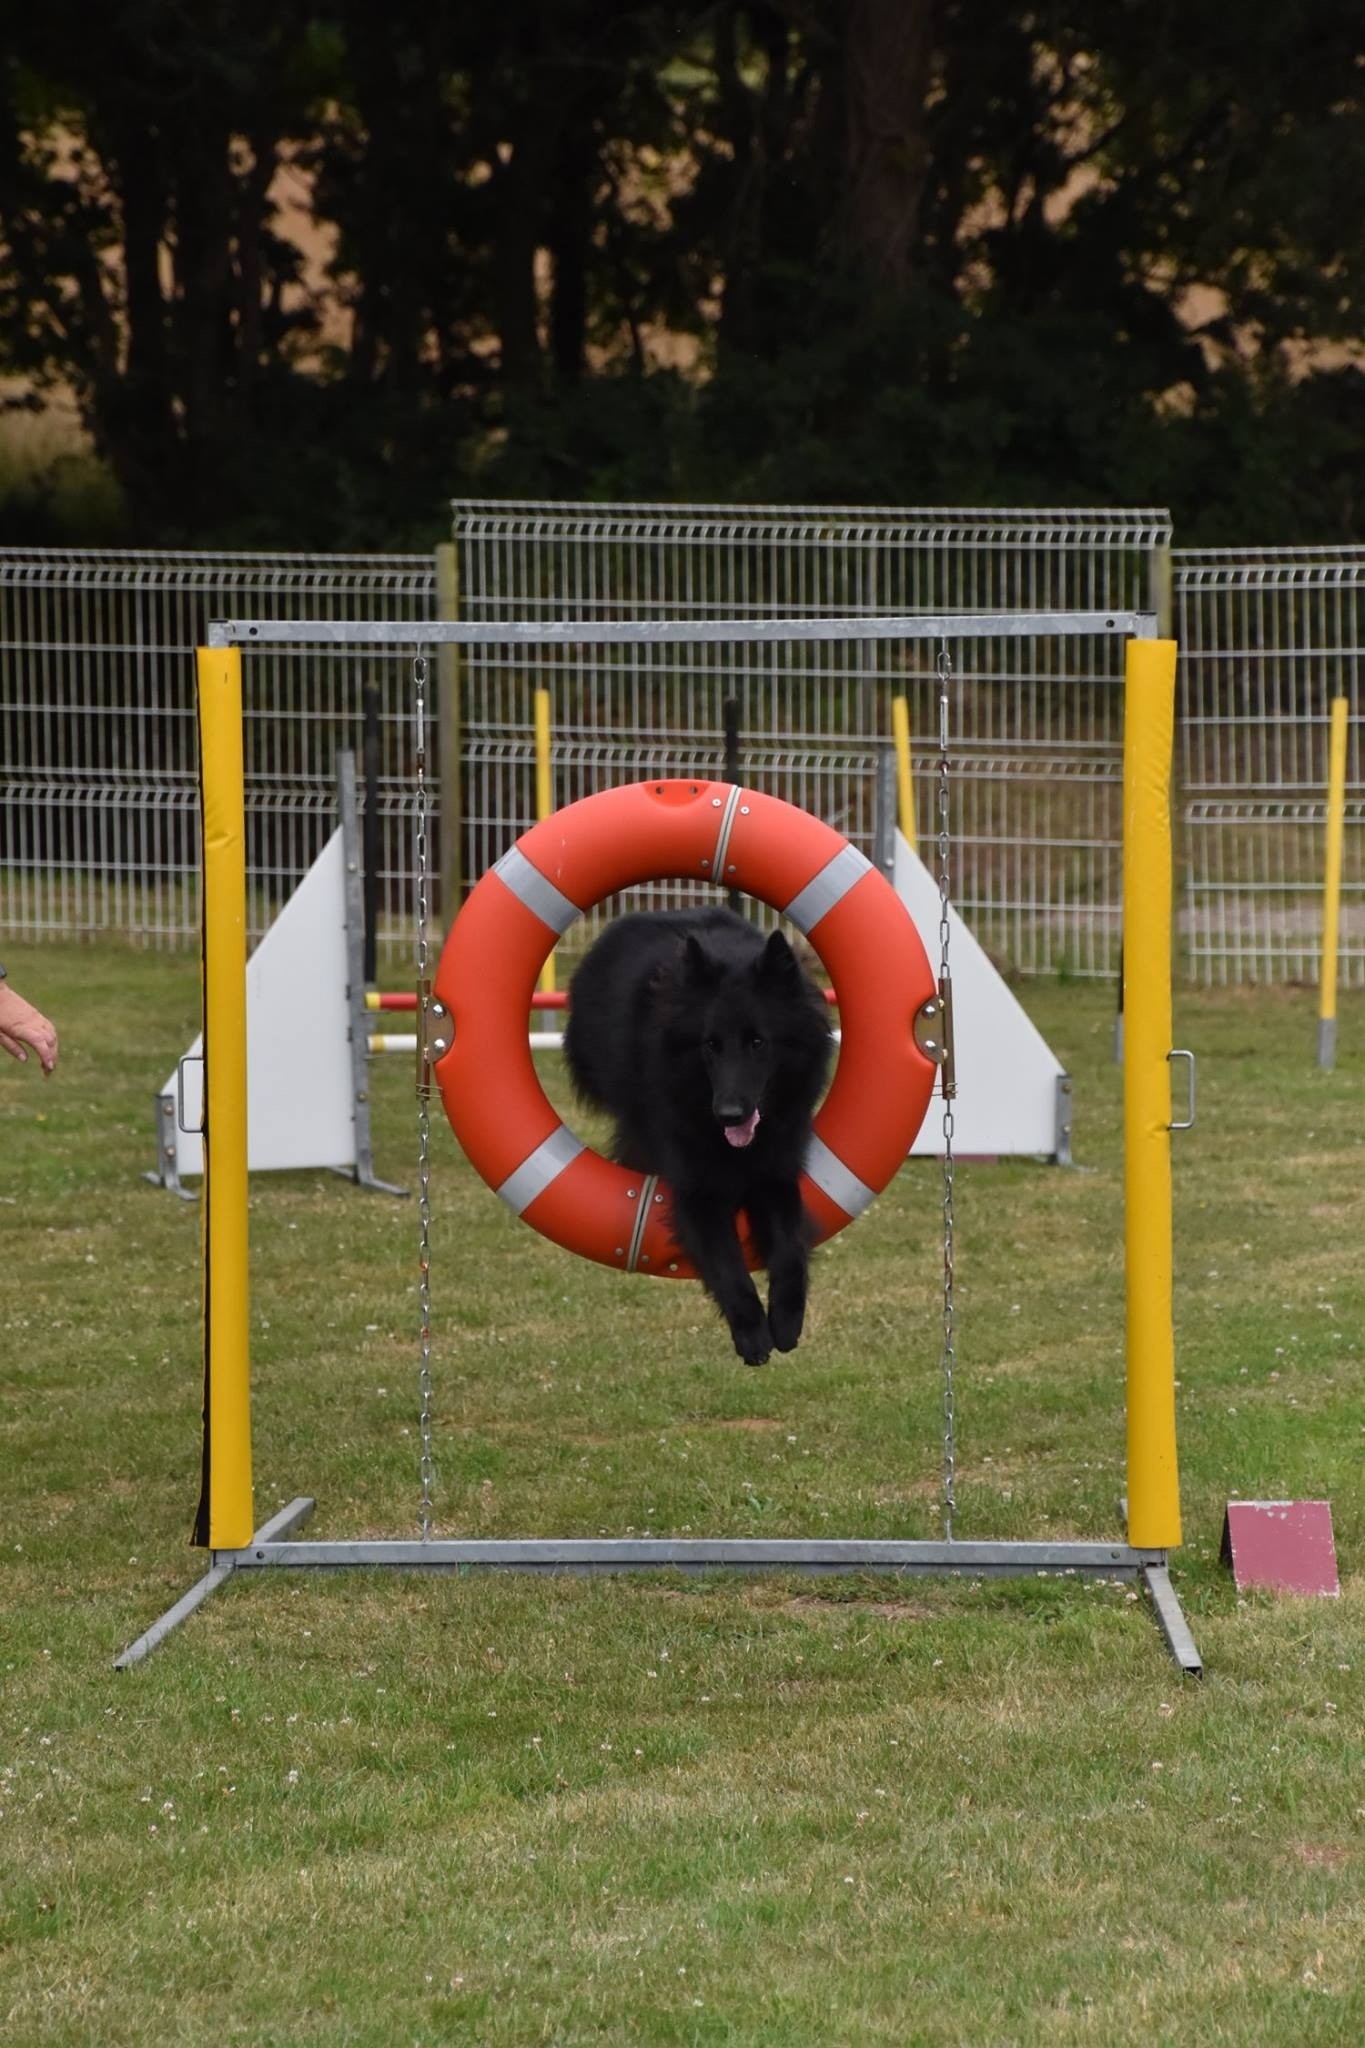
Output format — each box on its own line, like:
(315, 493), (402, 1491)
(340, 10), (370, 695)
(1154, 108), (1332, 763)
(2, 1), (1362, 544)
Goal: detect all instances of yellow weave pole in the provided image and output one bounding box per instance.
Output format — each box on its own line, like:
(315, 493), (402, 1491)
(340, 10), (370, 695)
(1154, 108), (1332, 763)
(1122, 637), (1181, 1549)
(891, 694), (917, 852)
(194, 646), (254, 1550)
(534, 687), (556, 995)
(1318, 694), (1349, 1070)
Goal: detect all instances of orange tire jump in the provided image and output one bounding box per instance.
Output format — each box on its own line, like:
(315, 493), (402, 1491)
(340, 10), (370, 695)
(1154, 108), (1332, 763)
(433, 780), (937, 1276)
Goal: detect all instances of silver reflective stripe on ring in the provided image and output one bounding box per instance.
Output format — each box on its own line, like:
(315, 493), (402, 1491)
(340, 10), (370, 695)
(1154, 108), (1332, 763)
(496, 1125), (585, 1214)
(782, 843), (872, 934)
(804, 1131), (876, 1219)
(711, 784), (743, 877)
(493, 844), (580, 934)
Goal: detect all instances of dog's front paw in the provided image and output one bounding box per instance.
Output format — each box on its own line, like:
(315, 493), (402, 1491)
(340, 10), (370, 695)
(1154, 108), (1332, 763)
(767, 1291), (805, 1353)
(730, 1309), (773, 1367)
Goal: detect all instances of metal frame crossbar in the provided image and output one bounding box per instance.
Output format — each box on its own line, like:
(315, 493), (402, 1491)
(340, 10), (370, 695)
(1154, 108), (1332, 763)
(206, 610), (1156, 648)
(118, 609), (1200, 1677)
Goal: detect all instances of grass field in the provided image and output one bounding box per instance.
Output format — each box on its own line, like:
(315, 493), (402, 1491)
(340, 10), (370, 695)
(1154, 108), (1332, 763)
(2, 946), (1362, 2046)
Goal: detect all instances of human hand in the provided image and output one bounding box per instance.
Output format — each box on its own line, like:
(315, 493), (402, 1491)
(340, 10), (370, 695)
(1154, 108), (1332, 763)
(0, 988), (59, 1074)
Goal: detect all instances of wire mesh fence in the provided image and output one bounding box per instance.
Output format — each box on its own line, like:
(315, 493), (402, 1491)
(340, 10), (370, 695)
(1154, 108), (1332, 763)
(2, 514), (1361, 987)
(453, 501), (1169, 976)
(0, 548), (434, 950)
(1173, 551), (1365, 985)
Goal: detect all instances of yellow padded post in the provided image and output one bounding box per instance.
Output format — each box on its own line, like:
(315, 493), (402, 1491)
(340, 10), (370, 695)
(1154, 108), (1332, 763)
(891, 694), (917, 853)
(1318, 695), (1349, 1068)
(195, 646), (254, 1550)
(1123, 637), (1182, 1549)
(535, 687), (556, 995)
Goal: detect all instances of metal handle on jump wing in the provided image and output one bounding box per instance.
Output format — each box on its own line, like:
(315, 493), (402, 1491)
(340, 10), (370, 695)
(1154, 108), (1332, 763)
(176, 1051), (205, 1134)
(1168, 1048), (1196, 1131)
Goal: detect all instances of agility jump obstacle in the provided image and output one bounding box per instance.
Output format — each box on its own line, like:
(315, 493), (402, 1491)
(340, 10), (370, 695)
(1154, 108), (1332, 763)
(149, 773), (1071, 1190)
(117, 610), (1199, 1674)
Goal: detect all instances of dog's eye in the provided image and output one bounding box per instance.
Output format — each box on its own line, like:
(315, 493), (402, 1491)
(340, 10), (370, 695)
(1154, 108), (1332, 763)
(748, 1033), (766, 1051)
(704, 1036), (721, 1055)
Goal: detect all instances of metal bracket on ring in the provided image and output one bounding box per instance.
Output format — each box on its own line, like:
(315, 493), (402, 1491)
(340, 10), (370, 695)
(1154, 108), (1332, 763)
(914, 982), (957, 1100)
(416, 980), (451, 1097)
(1168, 1048), (1196, 1131)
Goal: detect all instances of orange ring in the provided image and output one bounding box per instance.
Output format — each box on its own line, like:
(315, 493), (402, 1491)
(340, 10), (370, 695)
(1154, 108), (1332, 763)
(433, 780), (937, 1277)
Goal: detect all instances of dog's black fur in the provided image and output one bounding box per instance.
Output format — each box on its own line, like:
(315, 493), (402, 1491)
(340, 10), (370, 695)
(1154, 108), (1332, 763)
(563, 907), (834, 1364)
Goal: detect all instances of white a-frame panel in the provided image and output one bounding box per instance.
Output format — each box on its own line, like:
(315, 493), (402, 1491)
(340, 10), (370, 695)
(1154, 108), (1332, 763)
(161, 829), (356, 1178)
(894, 831), (1068, 1159)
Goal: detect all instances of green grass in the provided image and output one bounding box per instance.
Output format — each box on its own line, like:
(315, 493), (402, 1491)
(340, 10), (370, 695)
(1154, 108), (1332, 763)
(2, 947), (1362, 2046)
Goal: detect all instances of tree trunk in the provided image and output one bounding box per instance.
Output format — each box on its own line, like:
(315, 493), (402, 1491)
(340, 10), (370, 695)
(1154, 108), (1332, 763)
(491, 144), (544, 387)
(234, 130), (279, 395)
(173, 122), (237, 523)
(97, 124), (180, 521)
(843, 0), (937, 289)
(548, 124), (596, 382)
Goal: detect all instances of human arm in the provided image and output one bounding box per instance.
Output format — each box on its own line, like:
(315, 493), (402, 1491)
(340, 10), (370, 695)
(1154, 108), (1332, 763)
(0, 971), (59, 1074)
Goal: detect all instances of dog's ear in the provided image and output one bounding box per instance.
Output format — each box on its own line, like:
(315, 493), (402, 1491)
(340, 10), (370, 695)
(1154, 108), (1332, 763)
(758, 929), (800, 982)
(681, 933), (722, 985)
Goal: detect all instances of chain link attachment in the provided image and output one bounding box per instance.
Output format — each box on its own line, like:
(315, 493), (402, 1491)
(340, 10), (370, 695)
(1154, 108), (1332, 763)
(935, 641), (958, 1542)
(412, 648), (436, 1538)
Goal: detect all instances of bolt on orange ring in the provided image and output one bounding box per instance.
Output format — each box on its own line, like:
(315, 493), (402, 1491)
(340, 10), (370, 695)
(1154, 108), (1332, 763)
(433, 780), (937, 1276)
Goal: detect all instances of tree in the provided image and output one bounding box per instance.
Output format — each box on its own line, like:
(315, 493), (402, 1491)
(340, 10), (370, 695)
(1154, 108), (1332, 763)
(0, 4), (346, 533)
(3, 0), (1364, 543)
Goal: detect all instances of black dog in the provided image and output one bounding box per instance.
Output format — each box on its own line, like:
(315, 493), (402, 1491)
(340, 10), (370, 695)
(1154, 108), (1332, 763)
(563, 907), (834, 1364)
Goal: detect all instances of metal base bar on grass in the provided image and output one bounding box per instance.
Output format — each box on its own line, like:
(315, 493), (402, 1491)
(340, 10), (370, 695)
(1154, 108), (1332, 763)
(232, 1536), (1150, 1575)
(1140, 1563), (1204, 1678)
(114, 1498), (318, 1670)
(113, 1558), (236, 1670)
(117, 1503), (1202, 1674)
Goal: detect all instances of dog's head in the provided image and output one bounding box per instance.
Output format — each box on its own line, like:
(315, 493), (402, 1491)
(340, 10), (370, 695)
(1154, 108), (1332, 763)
(680, 929), (814, 1147)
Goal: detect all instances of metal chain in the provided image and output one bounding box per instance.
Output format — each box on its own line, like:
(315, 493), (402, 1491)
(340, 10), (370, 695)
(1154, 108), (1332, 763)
(936, 643), (958, 1542)
(413, 647), (436, 1538)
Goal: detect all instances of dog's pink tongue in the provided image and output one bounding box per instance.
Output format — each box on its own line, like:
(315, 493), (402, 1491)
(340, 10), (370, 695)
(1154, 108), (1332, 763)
(724, 1108), (761, 1148)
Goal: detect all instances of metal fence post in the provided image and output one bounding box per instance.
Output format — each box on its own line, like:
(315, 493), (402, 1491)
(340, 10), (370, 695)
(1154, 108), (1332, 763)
(1151, 539), (1174, 640)
(435, 539), (462, 927)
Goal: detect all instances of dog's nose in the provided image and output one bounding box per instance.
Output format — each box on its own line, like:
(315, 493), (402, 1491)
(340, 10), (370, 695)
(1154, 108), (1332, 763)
(715, 1101), (747, 1123)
